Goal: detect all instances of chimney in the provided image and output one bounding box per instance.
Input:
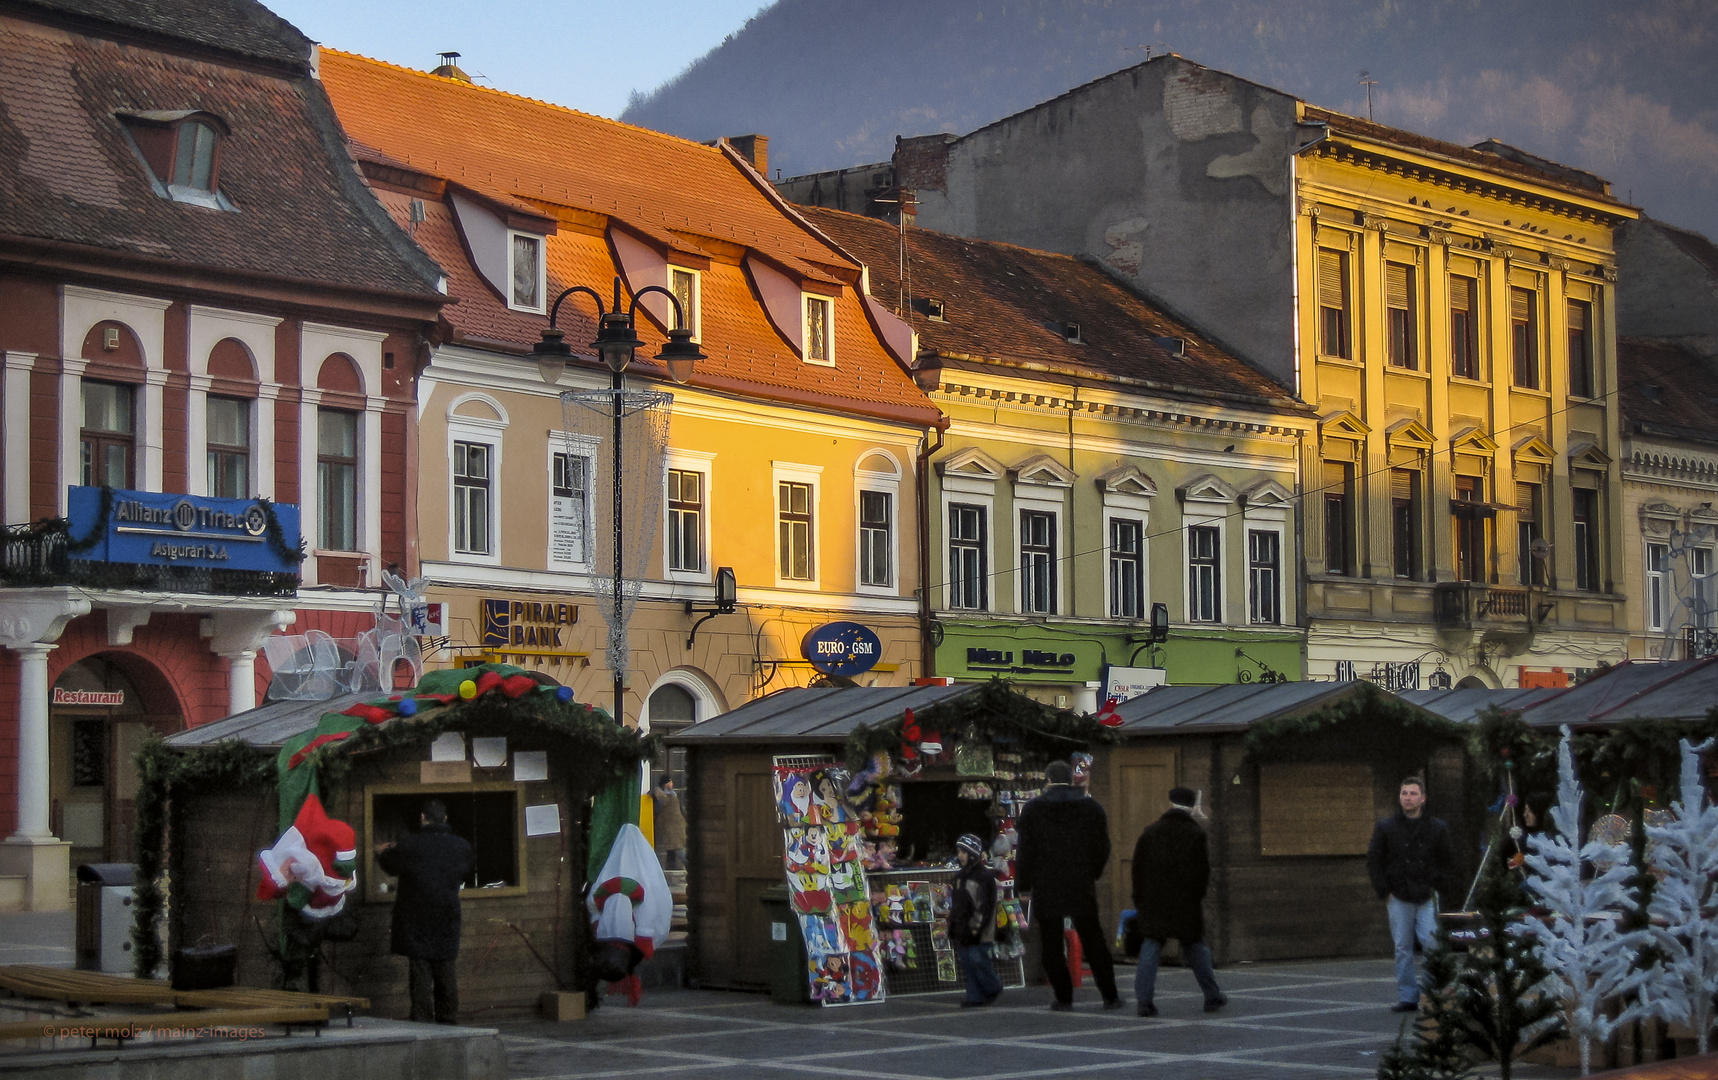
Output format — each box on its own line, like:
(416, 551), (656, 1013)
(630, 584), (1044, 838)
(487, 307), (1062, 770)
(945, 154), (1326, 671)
(727, 135), (768, 177)
(431, 51), (472, 83)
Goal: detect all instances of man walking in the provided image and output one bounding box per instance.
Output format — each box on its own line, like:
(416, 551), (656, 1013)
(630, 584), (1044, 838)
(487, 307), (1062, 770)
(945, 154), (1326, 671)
(1366, 775), (1456, 1012)
(651, 774), (687, 870)
(376, 799), (474, 1024)
(949, 833), (1003, 1007)
(1130, 787), (1226, 1017)
(1016, 760), (1121, 1010)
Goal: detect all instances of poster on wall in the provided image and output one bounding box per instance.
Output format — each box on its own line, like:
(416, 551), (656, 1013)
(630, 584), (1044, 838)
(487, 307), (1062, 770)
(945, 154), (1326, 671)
(773, 755), (886, 1006)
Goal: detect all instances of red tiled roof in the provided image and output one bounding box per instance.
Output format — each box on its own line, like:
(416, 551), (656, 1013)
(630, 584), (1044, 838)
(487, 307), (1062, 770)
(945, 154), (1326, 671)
(320, 51), (939, 427)
(0, 15), (445, 301)
(1618, 338), (1718, 447)
(802, 206), (1305, 412)
(1654, 219), (1718, 280)
(14, 0), (312, 71)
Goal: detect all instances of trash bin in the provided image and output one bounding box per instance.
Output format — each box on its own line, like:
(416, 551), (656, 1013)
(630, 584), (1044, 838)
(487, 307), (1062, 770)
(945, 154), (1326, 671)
(758, 884), (810, 1005)
(75, 864), (136, 973)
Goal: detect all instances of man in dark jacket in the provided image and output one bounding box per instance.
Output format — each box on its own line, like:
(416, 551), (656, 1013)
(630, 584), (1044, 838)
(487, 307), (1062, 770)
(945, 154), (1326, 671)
(949, 833), (1003, 1007)
(1016, 760), (1121, 1010)
(1366, 775), (1456, 1011)
(376, 799), (475, 1023)
(1130, 787), (1226, 1017)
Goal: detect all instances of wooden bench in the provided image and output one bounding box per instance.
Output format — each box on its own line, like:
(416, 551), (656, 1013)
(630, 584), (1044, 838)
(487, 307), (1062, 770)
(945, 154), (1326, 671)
(0, 965), (369, 1032)
(176, 986), (368, 1025)
(0, 1006), (330, 1045)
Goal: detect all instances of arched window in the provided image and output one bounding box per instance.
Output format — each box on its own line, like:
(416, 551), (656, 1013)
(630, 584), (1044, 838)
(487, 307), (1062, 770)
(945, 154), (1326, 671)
(648, 683), (697, 794)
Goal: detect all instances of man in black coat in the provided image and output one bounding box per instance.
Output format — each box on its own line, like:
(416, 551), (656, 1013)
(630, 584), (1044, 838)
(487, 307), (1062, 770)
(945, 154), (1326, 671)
(376, 799), (475, 1023)
(1366, 775), (1456, 1011)
(1016, 760), (1121, 1010)
(1130, 787), (1225, 1017)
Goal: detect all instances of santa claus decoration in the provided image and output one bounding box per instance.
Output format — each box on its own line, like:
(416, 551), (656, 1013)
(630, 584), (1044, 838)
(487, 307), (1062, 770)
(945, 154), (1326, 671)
(256, 792), (358, 919)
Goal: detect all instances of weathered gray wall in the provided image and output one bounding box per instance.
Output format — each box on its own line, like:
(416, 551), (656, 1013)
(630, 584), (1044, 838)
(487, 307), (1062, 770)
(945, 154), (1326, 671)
(1616, 218), (1718, 349)
(915, 58), (1303, 388)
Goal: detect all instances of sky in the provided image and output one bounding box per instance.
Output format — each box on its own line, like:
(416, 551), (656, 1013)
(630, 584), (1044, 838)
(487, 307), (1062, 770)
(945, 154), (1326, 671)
(266, 0), (770, 118)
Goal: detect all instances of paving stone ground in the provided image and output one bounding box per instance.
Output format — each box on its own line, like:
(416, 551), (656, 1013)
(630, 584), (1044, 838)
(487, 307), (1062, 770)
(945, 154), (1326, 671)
(496, 958), (1582, 1080)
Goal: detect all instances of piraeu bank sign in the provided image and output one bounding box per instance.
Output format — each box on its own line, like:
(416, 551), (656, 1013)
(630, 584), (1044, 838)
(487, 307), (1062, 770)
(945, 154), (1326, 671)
(67, 486), (301, 574)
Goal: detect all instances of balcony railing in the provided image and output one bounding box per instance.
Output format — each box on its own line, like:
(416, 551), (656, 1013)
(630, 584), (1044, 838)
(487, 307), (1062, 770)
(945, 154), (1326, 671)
(1685, 627), (1718, 660)
(1434, 582), (1532, 630)
(1, 521), (298, 597)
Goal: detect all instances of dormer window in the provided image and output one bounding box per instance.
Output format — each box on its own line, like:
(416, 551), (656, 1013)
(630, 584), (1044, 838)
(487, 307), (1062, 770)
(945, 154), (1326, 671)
(804, 294), (834, 366)
(671, 267), (700, 340)
(118, 110), (233, 209)
(509, 232), (545, 312)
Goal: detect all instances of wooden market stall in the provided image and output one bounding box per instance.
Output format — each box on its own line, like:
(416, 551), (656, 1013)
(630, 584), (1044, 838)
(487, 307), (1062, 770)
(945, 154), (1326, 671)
(147, 663), (650, 1019)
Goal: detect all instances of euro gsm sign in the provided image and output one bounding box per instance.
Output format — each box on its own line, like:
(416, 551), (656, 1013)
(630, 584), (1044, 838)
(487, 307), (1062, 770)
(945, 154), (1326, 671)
(800, 622), (884, 677)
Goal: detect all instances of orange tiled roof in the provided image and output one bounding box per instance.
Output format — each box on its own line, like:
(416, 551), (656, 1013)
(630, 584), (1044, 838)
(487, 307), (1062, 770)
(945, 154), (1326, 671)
(320, 50), (939, 427)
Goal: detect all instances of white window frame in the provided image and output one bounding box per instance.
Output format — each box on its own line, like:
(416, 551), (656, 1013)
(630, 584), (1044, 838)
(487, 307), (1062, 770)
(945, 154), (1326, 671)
(1693, 547), (1716, 629)
(204, 392), (255, 500)
(802, 293), (835, 367)
(507, 230), (547, 314)
(945, 498), (992, 612)
(1101, 478), (1154, 622)
(547, 432), (598, 572)
(1241, 480), (1292, 627)
(663, 448), (716, 584)
(446, 397), (508, 567)
(669, 266), (701, 341)
(1011, 463), (1071, 616)
(1016, 504), (1060, 615)
(1646, 541), (1669, 633)
(1181, 478), (1237, 624)
(1246, 527), (1284, 625)
(856, 451), (902, 596)
(1186, 521), (1223, 624)
(773, 461), (823, 588)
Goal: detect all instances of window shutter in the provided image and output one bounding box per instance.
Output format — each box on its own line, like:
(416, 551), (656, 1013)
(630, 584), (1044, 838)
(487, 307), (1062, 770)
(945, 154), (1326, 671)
(1391, 469), (1413, 501)
(1567, 301), (1587, 331)
(1386, 264), (1410, 310)
(1511, 288), (1532, 323)
(1449, 275), (1471, 311)
(1323, 462), (1348, 491)
(1318, 250), (1344, 309)
(1516, 483), (1536, 517)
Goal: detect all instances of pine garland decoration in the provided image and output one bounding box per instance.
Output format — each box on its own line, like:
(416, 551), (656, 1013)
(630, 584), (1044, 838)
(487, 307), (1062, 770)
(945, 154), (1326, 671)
(1245, 682), (1466, 764)
(843, 677), (1116, 769)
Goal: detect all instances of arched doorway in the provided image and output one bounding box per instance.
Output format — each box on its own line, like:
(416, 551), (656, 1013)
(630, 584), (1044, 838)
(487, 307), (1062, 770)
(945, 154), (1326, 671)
(50, 656), (181, 864)
(1455, 675), (1491, 690)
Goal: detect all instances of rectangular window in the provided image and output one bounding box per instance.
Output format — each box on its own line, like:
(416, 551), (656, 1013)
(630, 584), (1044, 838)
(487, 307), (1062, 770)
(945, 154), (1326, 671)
(1386, 262), (1417, 369)
(510, 233), (543, 311)
(206, 396), (250, 499)
(859, 490), (892, 587)
(1188, 525), (1221, 623)
(1694, 548), (1715, 628)
(1248, 529), (1280, 624)
(1573, 486), (1600, 592)
(1109, 518), (1144, 619)
(551, 452), (589, 564)
(778, 481), (814, 580)
(671, 268), (699, 338)
(1517, 482), (1544, 586)
(1450, 275), (1479, 379)
(452, 441), (492, 555)
(804, 296), (832, 364)
(1323, 462), (1351, 575)
(317, 408), (357, 551)
(1317, 249), (1350, 359)
(1392, 469), (1420, 580)
(948, 504), (987, 610)
(1567, 300), (1593, 398)
(1454, 475), (1485, 582)
(1019, 509), (1056, 614)
(1511, 287), (1539, 389)
(80, 381), (135, 488)
(1647, 542), (1669, 632)
(667, 468), (704, 573)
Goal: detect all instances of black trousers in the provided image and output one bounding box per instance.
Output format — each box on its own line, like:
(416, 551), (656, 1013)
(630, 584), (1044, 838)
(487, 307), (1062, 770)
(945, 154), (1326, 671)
(1035, 893), (1119, 1004)
(408, 957), (459, 1024)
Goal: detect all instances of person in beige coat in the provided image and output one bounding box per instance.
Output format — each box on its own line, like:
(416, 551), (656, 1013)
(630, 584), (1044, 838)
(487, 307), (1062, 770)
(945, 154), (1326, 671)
(652, 775), (687, 870)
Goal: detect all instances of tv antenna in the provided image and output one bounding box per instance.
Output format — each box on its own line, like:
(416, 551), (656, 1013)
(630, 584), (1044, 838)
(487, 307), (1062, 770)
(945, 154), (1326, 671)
(1128, 42), (1168, 62)
(1358, 70), (1379, 121)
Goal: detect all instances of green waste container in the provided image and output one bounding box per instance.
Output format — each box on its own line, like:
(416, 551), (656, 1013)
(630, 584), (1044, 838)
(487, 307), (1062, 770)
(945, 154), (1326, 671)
(758, 884), (810, 1004)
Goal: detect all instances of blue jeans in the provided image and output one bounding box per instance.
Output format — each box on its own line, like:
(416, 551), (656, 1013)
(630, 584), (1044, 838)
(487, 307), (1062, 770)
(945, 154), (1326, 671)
(1134, 938), (1222, 1006)
(1387, 896), (1437, 1004)
(957, 943), (1003, 1004)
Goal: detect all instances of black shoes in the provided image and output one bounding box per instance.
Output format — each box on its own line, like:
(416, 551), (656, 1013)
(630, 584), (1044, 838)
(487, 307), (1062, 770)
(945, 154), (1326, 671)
(1048, 1001), (1074, 1011)
(1390, 1001), (1419, 1013)
(1102, 997), (1124, 1010)
(1137, 1002), (1158, 1017)
(1204, 996), (1228, 1012)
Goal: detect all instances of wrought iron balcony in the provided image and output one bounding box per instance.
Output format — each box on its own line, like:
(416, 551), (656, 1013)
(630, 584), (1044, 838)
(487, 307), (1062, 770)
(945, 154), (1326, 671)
(1685, 626), (1718, 660)
(1434, 582), (1532, 630)
(1, 521), (298, 597)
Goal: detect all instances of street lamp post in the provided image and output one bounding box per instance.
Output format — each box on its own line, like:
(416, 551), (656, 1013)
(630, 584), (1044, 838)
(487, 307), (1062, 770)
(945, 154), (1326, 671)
(532, 277), (704, 724)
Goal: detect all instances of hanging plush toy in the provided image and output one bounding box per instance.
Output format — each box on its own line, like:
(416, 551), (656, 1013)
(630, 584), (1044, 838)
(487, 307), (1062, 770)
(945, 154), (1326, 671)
(256, 793), (358, 919)
(587, 824), (673, 1006)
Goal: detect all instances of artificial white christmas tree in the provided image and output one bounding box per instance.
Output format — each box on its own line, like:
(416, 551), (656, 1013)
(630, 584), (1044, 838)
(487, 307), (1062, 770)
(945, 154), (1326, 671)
(1642, 737), (1718, 1055)
(1522, 726), (1651, 1075)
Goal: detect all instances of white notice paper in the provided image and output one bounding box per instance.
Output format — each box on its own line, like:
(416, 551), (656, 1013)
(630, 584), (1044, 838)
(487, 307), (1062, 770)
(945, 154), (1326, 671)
(513, 750), (548, 782)
(525, 803), (561, 836)
(471, 737), (508, 768)
(429, 732), (465, 762)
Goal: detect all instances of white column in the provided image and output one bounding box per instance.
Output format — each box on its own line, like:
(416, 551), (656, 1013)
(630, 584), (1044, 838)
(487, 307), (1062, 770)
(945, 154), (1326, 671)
(208, 609), (293, 717)
(2, 352), (36, 524)
(11, 644), (55, 841)
(140, 367), (167, 492)
(256, 384), (279, 499)
(300, 389), (321, 585)
(224, 649), (257, 715)
(58, 359), (86, 514)
(363, 396), (384, 588)
(186, 373), (211, 496)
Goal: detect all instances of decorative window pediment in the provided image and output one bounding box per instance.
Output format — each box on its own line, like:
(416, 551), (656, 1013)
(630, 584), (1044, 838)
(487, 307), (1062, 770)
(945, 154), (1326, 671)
(1640, 501), (1680, 538)
(1096, 464), (1158, 500)
(1449, 426), (1499, 454)
(1320, 408), (1370, 442)
(1010, 453), (1077, 489)
(1178, 473), (1239, 504)
(1241, 478), (1293, 506)
(938, 447), (1006, 495)
(1385, 417), (1436, 448)
(1511, 433), (1556, 463)
(1568, 440), (1612, 471)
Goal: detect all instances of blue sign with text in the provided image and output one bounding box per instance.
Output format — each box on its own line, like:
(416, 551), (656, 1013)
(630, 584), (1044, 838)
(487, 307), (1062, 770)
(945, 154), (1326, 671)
(801, 621), (884, 677)
(66, 487), (301, 573)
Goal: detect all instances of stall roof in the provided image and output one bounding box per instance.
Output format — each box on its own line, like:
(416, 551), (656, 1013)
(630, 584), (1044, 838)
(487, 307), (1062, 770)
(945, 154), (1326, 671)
(1107, 681), (1369, 735)
(665, 684), (976, 745)
(164, 692), (373, 750)
(1405, 658), (1718, 728)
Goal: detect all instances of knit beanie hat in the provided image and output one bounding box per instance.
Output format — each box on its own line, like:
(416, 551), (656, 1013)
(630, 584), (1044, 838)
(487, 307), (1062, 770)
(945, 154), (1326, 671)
(1169, 787), (1198, 807)
(955, 834), (986, 858)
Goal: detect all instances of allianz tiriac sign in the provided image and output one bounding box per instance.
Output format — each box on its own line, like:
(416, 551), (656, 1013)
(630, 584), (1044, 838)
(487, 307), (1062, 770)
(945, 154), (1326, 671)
(66, 487), (302, 574)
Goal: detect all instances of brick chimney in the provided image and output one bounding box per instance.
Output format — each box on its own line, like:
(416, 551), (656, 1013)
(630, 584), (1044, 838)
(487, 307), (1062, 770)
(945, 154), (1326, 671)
(727, 134), (769, 177)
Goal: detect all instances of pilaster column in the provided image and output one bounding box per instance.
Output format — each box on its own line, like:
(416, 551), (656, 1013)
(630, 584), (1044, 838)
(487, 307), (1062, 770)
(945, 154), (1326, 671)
(11, 644), (55, 841)
(208, 608), (295, 716)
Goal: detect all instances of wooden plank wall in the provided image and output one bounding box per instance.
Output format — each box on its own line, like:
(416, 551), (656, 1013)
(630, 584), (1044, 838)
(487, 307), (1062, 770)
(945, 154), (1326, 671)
(687, 746), (786, 990)
(170, 735), (584, 1020)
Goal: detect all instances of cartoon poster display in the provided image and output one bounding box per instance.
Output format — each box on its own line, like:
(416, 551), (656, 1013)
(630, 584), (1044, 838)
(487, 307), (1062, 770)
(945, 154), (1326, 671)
(774, 757), (885, 1006)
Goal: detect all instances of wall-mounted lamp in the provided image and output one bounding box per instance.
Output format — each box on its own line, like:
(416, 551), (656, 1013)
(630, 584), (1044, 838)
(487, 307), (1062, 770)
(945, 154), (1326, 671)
(685, 566), (737, 647)
(1149, 602), (1169, 643)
